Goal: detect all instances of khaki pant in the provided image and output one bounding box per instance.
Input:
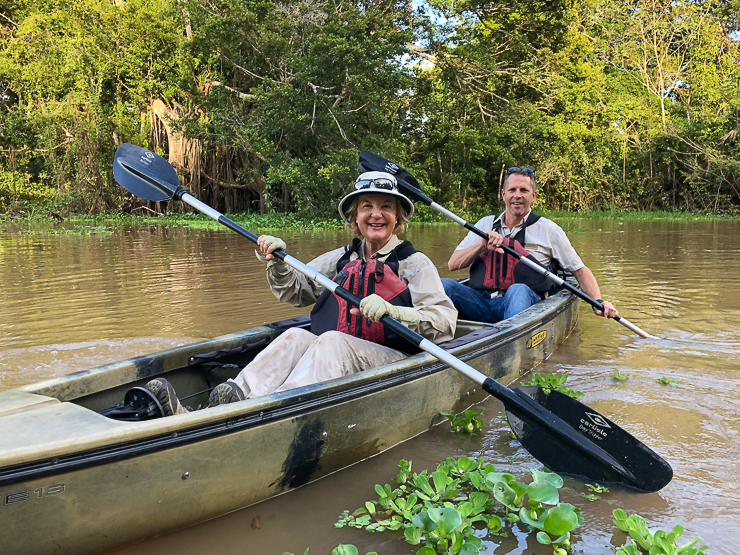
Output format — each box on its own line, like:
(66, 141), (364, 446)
(230, 328), (407, 398)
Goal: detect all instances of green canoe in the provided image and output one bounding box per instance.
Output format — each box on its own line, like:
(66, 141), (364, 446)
(0, 285), (578, 555)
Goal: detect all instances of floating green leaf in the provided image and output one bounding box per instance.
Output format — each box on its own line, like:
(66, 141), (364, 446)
(427, 507), (462, 537)
(404, 525), (423, 545)
(529, 469), (564, 488)
(411, 511), (437, 533)
(487, 514), (503, 532)
(585, 483), (610, 493)
(527, 481), (560, 505)
(544, 505), (580, 536)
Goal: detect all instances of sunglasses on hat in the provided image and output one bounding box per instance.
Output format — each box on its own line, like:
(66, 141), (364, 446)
(353, 177), (396, 191)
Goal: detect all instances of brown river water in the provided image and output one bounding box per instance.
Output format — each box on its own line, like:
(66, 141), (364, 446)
(1, 218), (738, 554)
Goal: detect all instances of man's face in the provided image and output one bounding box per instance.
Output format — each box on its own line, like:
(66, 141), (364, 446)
(501, 174), (536, 221)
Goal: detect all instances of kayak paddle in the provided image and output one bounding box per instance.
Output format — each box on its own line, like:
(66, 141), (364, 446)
(112, 143), (672, 492)
(358, 151), (656, 339)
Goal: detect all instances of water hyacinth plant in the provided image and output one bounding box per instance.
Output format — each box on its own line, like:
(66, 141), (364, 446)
(282, 546), (377, 555)
(523, 373), (584, 399)
(613, 369), (630, 381)
(335, 457), (583, 555)
(439, 409), (484, 434)
(612, 509), (708, 555)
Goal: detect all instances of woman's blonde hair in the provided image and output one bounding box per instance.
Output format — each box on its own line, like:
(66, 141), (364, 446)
(344, 196), (410, 236)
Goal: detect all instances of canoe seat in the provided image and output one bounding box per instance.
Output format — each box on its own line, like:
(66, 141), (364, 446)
(0, 391), (60, 418)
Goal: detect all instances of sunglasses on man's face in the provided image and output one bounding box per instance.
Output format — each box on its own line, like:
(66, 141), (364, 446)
(354, 178), (396, 191)
(507, 166), (535, 175)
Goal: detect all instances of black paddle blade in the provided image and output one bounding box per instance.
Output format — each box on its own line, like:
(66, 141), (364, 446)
(358, 151), (424, 194)
(113, 143), (179, 201)
(504, 386), (672, 492)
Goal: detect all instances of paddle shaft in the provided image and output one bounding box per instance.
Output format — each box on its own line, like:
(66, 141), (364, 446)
(174, 189), (630, 477)
(398, 186), (655, 339)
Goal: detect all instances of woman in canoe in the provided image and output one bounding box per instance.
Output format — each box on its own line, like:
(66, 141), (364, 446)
(146, 171), (457, 416)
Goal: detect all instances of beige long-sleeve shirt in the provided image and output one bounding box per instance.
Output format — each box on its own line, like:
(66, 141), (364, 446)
(264, 235), (457, 344)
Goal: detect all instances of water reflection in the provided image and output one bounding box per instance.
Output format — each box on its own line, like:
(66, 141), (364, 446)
(1, 217), (739, 553)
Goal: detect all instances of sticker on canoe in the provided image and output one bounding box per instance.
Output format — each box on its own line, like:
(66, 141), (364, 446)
(2, 483), (65, 507)
(526, 330), (547, 349)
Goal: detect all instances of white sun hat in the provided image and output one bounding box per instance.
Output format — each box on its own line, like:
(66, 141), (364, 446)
(338, 171), (415, 223)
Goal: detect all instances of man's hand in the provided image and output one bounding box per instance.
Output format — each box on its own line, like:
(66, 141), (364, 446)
(481, 230), (504, 253)
(448, 230), (505, 271)
(593, 300), (619, 319)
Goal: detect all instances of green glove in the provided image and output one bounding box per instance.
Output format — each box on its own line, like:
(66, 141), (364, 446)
(254, 235), (289, 275)
(359, 294), (420, 331)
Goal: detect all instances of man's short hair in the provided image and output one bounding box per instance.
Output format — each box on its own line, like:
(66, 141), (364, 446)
(502, 167), (536, 193)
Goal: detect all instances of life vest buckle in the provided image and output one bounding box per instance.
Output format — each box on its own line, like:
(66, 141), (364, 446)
(375, 262), (385, 283)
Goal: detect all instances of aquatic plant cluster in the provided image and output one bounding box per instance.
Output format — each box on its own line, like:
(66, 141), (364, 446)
(523, 373), (584, 399)
(439, 410), (484, 434)
(323, 457), (708, 555)
(334, 457), (581, 555)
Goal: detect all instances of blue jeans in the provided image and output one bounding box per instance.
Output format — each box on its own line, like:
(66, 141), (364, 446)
(442, 279), (541, 324)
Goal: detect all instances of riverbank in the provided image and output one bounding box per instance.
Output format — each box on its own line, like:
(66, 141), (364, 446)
(1, 206), (737, 233)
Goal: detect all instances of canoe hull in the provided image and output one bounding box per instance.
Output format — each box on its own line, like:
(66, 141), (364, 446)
(1, 289), (578, 554)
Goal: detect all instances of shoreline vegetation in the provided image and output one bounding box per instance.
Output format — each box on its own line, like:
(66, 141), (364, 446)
(1, 0), (738, 219)
(1, 207), (737, 234)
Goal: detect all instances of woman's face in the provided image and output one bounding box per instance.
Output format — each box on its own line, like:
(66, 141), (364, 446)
(355, 193), (398, 245)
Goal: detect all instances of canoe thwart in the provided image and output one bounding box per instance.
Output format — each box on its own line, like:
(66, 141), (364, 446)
(188, 337), (270, 366)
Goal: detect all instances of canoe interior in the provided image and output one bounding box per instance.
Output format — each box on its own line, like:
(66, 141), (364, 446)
(21, 317), (493, 416)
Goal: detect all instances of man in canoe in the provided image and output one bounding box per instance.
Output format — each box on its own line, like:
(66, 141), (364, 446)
(442, 166), (619, 323)
(146, 171), (457, 416)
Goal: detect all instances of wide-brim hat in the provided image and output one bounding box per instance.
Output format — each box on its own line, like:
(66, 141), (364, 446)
(338, 171), (415, 224)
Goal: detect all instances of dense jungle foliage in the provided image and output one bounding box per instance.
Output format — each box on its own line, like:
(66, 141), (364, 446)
(1, 0), (739, 218)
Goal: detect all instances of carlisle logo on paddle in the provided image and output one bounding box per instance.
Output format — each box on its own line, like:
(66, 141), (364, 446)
(578, 412), (611, 440)
(526, 331), (547, 349)
(584, 412), (611, 428)
(139, 151), (155, 166)
(384, 162), (399, 173)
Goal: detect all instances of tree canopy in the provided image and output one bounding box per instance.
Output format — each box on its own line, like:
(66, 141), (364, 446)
(1, 0), (738, 217)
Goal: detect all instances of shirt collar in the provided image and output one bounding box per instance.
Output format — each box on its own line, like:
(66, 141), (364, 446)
(498, 209), (532, 236)
(359, 234), (401, 260)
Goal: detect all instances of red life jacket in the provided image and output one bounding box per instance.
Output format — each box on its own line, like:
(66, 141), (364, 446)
(469, 212), (557, 294)
(310, 239), (418, 351)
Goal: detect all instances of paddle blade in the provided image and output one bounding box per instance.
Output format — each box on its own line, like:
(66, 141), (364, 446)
(358, 151), (424, 195)
(113, 143), (180, 201)
(505, 386), (672, 493)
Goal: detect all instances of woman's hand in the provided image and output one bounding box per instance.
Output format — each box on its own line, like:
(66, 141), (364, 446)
(257, 235), (286, 260)
(255, 235), (289, 275)
(350, 294), (420, 330)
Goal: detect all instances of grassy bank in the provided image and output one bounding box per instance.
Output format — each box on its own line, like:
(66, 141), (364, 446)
(2, 206), (738, 233)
